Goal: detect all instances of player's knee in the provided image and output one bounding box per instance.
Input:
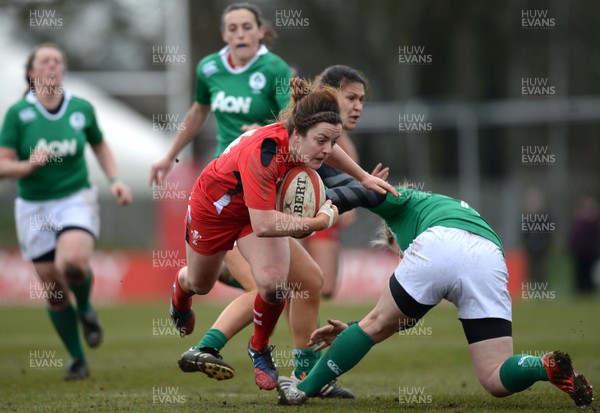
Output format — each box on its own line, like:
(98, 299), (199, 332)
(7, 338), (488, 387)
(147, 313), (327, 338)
(188, 279), (217, 295)
(252, 265), (288, 303)
(321, 280), (336, 299)
(362, 311), (396, 343)
(218, 263), (233, 283)
(482, 382), (511, 398)
(488, 389), (511, 398)
(262, 287), (285, 304)
(63, 262), (87, 284)
(183, 266), (220, 295)
(477, 372), (511, 398)
(301, 265), (323, 293)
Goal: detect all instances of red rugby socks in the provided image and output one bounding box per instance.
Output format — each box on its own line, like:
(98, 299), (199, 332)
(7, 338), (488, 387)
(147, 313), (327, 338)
(250, 293), (286, 350)
(172, 273), (193, 313)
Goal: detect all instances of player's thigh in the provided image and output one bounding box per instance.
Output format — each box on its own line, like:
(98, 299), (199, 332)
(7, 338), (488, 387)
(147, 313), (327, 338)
(237, 232), (290, 292)
(15, 197), (58, 261)
(469, 336), (513, 375)
(185, 242), (227, 294)
(468, 335), (513, 396)
(55, 229), (95, 273)
(305, 237), (338, 278)
(224, 247), (257, 291)
(288, 238), (323, 292)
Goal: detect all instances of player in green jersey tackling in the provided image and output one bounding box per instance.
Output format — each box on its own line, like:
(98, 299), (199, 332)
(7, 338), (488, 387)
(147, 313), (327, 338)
(0, 43), (132, 380)
(278, 187), (594, 407)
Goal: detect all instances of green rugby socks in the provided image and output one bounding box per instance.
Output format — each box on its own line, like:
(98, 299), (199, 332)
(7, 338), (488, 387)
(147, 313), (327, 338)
(293, 347), (320, 379)
(195, 328), (228, 351)
(68, 270), (93, 315)
(47, 305), (85, 359)
(499, 354), (548, 392)
(297, 324), (375, 395)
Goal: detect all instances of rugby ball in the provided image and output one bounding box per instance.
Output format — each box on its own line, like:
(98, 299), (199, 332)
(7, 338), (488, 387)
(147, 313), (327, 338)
(276, 166), (326, 217)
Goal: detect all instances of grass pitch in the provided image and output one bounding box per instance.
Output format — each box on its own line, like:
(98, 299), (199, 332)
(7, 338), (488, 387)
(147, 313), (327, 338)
(0, 297), (598, 412)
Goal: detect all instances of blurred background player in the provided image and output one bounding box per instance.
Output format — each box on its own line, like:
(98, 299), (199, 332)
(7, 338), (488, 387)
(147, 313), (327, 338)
(568, 194), (599, 294)
(150, 2), (291, 175)
(278, 186), (594, 407)
(0, 43), (132, 380)
(521, 187), (553, 284)
(304, 65), (366, 298)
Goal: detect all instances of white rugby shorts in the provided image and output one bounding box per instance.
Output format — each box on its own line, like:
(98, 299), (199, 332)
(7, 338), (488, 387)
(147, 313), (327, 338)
(15, 186), (100, 260)
(393, 226), (512, 321)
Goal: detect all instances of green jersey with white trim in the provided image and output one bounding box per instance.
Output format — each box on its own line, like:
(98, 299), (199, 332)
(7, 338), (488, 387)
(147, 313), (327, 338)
(0, 92), (103, 201)
(370, 188), (504, 253)
(195, 45), (292, 156)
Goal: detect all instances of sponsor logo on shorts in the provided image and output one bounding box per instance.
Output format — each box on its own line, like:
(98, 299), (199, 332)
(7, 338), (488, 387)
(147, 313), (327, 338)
(191, 230), (201, 246)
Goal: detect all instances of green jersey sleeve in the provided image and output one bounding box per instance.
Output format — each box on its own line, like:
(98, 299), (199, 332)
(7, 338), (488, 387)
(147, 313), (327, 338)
(0, 106), (20, 151)
(194, 58), (212, 105)
(85, 104), (103, 145)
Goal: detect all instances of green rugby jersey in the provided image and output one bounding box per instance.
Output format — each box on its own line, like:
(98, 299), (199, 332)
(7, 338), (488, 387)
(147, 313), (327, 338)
(370, 188), (503, 254)
(195, 45), (292, 156)
(0, 91), (103, 201)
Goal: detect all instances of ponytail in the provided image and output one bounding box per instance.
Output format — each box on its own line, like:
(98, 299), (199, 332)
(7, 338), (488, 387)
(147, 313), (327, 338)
(281, 78), (342, 136)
